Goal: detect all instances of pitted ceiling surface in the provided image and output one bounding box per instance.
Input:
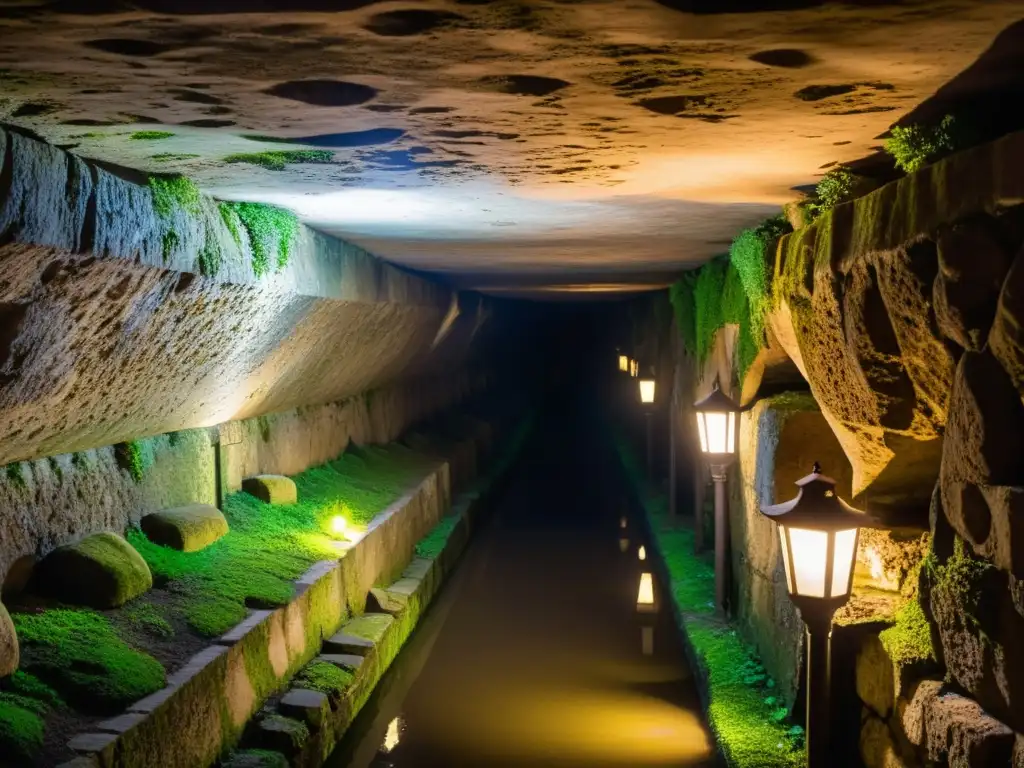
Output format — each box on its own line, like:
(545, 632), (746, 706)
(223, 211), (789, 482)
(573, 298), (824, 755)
(0, 0), (1021, 293)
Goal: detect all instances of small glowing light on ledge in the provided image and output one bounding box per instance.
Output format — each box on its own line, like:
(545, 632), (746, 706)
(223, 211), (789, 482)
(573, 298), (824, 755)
(619, 537), (629, 553)
(637, 572), (655, 608)
(382, 716), (402, 753)
(638, 545), (647, 561)
(620, 517), (628, 529)
(330, 516), (347, 536)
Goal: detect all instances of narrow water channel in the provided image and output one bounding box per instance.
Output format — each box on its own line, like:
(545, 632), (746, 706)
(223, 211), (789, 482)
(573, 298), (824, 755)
(327, 401), (714, 768)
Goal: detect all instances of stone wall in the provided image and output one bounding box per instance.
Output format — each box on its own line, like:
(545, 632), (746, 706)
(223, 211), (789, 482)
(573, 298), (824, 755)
(732, 393), (854, 708)
(0, 127), (495, 466)
(0, 370), (483, 593)
(768, 131), (1024, 766)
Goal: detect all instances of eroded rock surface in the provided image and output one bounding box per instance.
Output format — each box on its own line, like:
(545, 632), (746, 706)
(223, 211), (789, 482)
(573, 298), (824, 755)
(33, 532), (152, 608)
(141, 504), (229, 552)
(0, 601), (17, 677)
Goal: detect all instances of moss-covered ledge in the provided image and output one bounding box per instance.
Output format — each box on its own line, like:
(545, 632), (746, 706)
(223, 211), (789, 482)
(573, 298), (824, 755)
(59, 463), (452, 768)
(616, 438), (804, 768)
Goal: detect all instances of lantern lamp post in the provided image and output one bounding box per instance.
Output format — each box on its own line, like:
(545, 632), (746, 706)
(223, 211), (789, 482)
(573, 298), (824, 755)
(639, 377), (656, 480)
(693, 385), (741, 614)
(759, 463), (865, 768)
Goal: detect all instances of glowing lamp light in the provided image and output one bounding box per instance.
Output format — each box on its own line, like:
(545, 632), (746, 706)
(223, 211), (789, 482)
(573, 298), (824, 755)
(630, 359), (639, 377)
(638, 545), (647, 561)
(639, 378), (656, 405)
(330, 515), (347, 537)
(619, 354), (629, 372)
(636, 571), (656, 613)
(759, 462), (867, 768)
(694, 386), (741, 458)
(761, 463), (864, 609)
(620, 516), (628, 529)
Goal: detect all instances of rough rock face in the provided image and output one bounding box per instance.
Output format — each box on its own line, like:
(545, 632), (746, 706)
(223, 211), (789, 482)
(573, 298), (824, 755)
(734, 392), (854, 707)
(33, 532), (152, 608)
(0, 601), (17, 678)
(242, 475), (298, 506)
(860, 712), (910, 768)
(0, 129), (495, 467)
(141, 504), (229, 553)
(771, 133), (1024, 515)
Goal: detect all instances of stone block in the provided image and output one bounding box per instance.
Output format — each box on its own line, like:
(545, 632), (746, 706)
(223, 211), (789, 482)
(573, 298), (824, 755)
(923, 691), (1013, 766)
(95, 712), (146, 734)
(860, 713), (910, 768)
(34, 532), (152, 608)
(323, 631), (374, 656)
(242, 475), (297, 505)
(317, 653), (364, 672)
(367, 587), (405, 615)
(897, 679), (943, 747)
(934, 217), (1013, 351)
(280, 688), (329, 731)
(68, 732), (119, 766)
(342, 613), (394, 645)
(141, 504), (228, 552)
(991, 244), (1024, 396)
(0, 600), (17, 677)
(257, 715), (309, 757)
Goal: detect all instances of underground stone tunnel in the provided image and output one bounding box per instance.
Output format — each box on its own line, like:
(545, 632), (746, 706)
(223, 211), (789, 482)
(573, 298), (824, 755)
(2, 1), (1024, 766)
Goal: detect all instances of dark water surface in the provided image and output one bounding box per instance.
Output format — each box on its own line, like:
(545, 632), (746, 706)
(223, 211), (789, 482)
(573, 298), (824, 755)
(326, 404), (713, 768)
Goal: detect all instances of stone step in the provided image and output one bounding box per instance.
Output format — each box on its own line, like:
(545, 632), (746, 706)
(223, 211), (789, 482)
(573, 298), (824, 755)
(323, 631), (375, 656)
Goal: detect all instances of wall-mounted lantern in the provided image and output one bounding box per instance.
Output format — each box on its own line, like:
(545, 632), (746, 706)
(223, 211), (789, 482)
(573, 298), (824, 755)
(619, 354), (629, 372)
(759, 463), (866, 768)
(693, 384), (742, 614)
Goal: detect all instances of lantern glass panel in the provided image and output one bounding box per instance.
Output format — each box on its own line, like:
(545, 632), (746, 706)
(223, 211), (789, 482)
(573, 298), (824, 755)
(727, 411), (736, 453)
(702, 412), (729, 453)
(639, 379), (655, 404)
(778, 527), (794, 593)
(697, 413), (709, 453)
(787, 527), (828, 598)
(830, 528), (858, 598)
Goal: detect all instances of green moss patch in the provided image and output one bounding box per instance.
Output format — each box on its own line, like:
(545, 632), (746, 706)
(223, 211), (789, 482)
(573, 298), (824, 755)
(221, 202), (300, 277)
(294, 661), (353, 698)
(415, 515), (459, 560)
(148, 176), (202, 219)
(223, 749), (290, 768)
(878, 598), (934, 666)
(0, 700), (43, 765)
(616, 438), (804, 767)
(12, 608), (165, 711)
(884, 115), (958, 173)
(224, 150), (333, 171)
(130, 130), (175, 141)
(128, 445), (434, 636)
(151, 152), (200, 162)
(119, 601), (174, 639)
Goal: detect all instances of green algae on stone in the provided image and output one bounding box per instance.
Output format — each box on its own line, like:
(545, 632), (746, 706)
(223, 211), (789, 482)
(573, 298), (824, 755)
(879, 598), (934, 667)
(294, 661), (353, 699)
(35, 532), (153, 609)
(223, 749), (289, 768)
(148, 175), (202, 218)
(12, 609), (164, 710)
(130, 130), (175, 141)
(224, 150), (333, 171)
(223, 202), (300, 276)
(415, 515), (459, 559)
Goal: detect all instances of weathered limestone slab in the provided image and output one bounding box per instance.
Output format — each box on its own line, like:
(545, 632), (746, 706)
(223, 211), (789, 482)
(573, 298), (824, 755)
(923, 690), (1013, 766)
(318, 653), (364, 672)
(242, 475), (297, 505)
(279, 689), (329, 731)
(322, 632), (374, 656)
(34, 532), (152, 608)
(860, 713), (910, 768)
(0, 601), (18, 677)
(141, 504), (228, 552)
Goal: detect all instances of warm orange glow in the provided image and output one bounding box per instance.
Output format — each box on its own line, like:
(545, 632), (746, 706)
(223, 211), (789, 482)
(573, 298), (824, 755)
(639, 379), (655, 404)
(637, 572), (654, 606)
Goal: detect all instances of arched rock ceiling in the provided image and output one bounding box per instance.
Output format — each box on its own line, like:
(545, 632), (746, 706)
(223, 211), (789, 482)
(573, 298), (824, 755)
(0, 0), (1021, 295)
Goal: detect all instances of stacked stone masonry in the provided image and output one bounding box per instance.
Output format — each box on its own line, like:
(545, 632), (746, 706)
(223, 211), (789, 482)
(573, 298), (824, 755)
(769, 131), (1024, 767)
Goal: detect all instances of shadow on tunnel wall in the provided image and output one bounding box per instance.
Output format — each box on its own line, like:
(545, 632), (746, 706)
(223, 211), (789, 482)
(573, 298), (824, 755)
(849, 16), (1024, 179)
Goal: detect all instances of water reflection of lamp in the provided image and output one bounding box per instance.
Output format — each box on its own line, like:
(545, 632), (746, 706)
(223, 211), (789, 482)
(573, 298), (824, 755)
(382, 716), (402, 753)
(630, 359), (639, 377)
(619, 537), (629, 553)
(636, 572), (656, 612)
(694, 384), (741, 614)
(759, 463), (865, 768)
(638, 545), (646, 561)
